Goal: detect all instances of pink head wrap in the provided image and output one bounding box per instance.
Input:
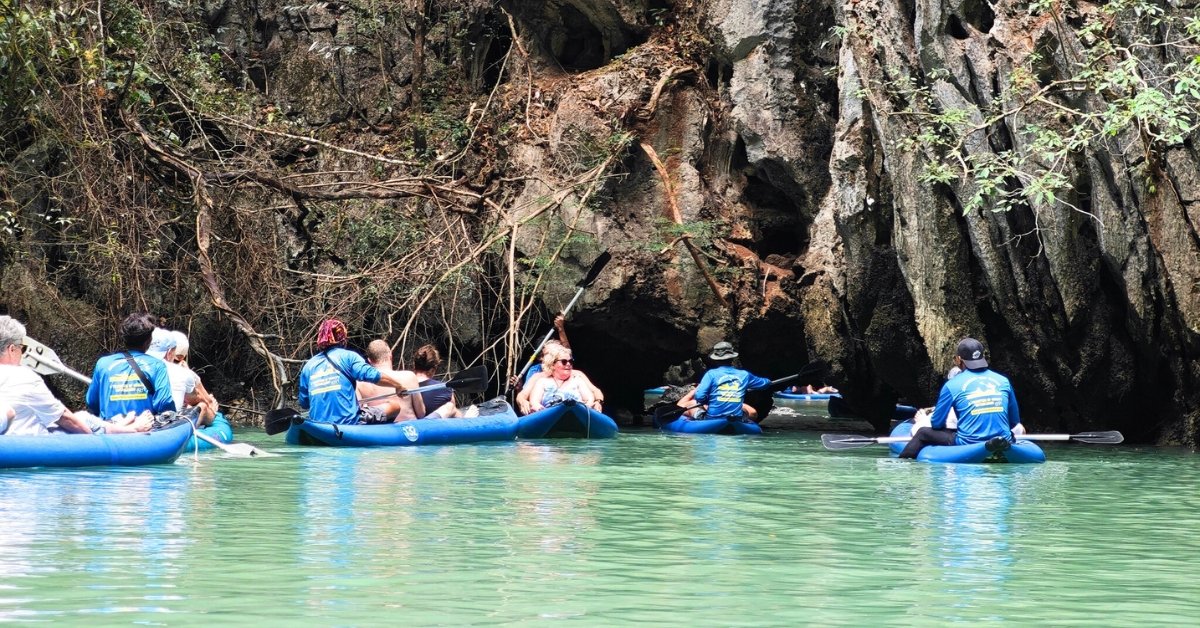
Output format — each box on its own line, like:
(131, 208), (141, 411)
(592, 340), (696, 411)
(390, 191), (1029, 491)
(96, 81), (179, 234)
(316, 319), (348, 349)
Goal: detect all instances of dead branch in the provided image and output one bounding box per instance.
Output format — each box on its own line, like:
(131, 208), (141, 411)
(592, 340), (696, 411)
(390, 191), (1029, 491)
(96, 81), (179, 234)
(639, 142), (729, 307)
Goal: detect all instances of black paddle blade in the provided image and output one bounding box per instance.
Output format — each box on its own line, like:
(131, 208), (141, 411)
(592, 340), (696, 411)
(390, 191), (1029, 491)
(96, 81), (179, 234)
(820, 434), (880, 451)
(1071, 430), (1124, 444)
(264, 408), (303, 436)
(444, 365), (488, 395)
(576, 251), (612, 288)
(653, 403), (697, 426)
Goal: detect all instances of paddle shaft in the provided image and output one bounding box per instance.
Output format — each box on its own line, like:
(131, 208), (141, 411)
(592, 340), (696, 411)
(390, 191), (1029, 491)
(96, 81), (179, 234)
(359, 378), (469, 404)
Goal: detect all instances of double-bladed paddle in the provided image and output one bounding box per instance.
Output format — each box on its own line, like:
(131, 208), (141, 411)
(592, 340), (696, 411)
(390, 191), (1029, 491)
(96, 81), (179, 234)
(507, 251), (612, 396)
(263, 364), (489, 435)
(651, 363), (827, 427)
(820, 430), (1125, 451)
(20, 336), (276, 457)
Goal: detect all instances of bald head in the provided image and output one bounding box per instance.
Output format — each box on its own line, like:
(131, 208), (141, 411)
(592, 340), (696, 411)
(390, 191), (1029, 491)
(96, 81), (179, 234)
(365, 339), (392, 366)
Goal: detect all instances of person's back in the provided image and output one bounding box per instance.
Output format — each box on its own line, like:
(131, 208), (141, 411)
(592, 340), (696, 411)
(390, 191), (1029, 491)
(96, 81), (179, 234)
(692, 343), (771, 420)
(300, 345), (376, 424)
(86, 313), (175, 420)
(355, 340), (424, 421)
(932, 368), (1019, 445)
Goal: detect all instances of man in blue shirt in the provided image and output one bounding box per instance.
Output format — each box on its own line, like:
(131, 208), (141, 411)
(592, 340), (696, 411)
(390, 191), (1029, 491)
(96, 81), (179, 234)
(899, 337), (1024, 458)
(680, 341), (772, 421)
(86, 312), (176, 421)
(297, 319), (414, 424)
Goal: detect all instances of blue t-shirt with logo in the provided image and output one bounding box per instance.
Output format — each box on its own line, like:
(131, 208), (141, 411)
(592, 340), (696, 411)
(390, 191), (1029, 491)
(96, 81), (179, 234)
(85, 351), (175, 419)
(930, 368), (1021, 444)
(297, 347), (382, 424)
(693, 365), (772, 419)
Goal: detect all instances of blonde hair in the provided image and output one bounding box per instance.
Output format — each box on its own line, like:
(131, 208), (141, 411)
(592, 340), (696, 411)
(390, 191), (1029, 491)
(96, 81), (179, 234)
(540, 344), (571, 371)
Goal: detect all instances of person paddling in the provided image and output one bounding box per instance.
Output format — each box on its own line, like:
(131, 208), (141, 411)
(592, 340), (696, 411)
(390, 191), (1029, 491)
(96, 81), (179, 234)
(899, 338), (1025, 459)
(297, 319), (414, 425)
(676, 341), (772, 423)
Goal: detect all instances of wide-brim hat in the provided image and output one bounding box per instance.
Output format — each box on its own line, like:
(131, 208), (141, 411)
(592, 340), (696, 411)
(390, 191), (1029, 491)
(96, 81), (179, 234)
(709, 341), (738, 360)
(956, 337), (988, 369)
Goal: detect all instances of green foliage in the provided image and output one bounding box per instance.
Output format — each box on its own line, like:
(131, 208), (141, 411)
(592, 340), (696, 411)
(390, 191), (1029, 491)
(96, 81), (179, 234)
(871, 0), (1200, 215)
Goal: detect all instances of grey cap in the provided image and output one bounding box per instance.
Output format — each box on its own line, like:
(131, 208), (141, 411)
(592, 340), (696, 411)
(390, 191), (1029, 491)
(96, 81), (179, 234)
(956, 337), (988, 370)
(709, 341), (739, 361)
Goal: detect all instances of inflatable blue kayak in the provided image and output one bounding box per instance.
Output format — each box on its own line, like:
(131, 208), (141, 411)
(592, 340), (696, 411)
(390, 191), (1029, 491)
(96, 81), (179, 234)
(184, 412), (234, 452)
(517, 400), (618, 439)
(657, 415), (764, 435)
(887, 420), (1046, 463)
(773, 391), (837, 401)
(0, 417), (194, 469)
(285, 401), (521, 447)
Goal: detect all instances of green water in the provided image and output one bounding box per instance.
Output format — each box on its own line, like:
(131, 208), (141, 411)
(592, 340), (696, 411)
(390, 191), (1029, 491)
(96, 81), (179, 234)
(3, 430), (1199, 625)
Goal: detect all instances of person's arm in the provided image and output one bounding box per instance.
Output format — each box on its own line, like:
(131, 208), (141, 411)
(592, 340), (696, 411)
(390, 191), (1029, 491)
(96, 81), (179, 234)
(297, 366), (311, 410)
(572, 374), (598, 408)
(150, 363), (175, 414)
(516, 372), (545, 414)
(55, 409), (93, 435)
(1006, 381), (1024, 434)
(745, 372), (773, 391)
(2, 404), (12, 421)
(554, 314), (570, 350)
(527, 378), (549, 412)
(574, 371), (604, 407)
(929, 384), (954, 429)
(85, 361), (102, 415)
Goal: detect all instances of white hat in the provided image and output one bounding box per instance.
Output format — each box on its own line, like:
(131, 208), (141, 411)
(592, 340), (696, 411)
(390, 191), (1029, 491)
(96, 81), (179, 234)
(169, 330), (190, 357)
(146, 328), (176, 360)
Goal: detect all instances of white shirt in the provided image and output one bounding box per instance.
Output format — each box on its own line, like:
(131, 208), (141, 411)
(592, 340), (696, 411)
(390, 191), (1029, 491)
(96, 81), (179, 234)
(0, 364), (67, 436)
(165, 362), (198, 411)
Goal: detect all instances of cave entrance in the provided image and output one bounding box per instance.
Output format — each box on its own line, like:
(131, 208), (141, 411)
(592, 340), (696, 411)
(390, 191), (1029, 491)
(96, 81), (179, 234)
(553, 4), (608, 71)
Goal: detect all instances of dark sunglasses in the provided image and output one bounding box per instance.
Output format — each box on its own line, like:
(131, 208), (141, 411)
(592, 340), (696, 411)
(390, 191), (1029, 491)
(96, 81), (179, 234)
(554, 358), (574, 366)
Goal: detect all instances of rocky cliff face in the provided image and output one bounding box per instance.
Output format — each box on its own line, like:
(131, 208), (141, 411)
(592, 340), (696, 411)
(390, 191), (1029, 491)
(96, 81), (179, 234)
(1, 0), (1196, 441)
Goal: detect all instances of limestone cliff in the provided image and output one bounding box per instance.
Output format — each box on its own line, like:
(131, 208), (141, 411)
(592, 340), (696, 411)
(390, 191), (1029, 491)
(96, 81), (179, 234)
(0, 0), (1196, 441)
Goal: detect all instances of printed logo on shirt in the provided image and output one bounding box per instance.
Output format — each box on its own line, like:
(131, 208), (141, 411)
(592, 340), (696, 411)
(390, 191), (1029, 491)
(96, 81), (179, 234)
(309, 363), (342, 396)
(108, 373), (149, 401)
(714, 375), (743, 403)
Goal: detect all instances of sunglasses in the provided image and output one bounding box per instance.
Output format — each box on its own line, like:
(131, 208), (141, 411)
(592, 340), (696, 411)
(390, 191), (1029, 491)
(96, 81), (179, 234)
(554, 358), (574, 366)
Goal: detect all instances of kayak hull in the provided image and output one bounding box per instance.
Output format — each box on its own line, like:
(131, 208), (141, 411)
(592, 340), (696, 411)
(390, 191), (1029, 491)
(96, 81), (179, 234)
(659, 416), (764, 435)
(0, 418), (193, 469)
(517, 400), (618, 439)
(185, 412), (234, 452)
(287, 401), (521, 447)
(887, 420), (1046, 463)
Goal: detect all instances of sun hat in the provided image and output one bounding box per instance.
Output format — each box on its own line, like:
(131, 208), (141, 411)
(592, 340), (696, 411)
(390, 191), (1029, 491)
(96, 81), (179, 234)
(709, 341), (739, 361)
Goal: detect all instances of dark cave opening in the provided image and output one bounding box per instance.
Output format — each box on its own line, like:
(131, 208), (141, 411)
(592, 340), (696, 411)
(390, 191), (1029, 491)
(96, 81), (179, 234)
(961, 0), (995, 34)
(552, 5), (609, 71)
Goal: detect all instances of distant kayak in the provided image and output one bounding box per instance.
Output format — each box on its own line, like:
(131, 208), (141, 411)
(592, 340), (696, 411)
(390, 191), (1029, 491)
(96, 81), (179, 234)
(518, 400), (618, 439)
(887, 420), (1046, 464)
(0, 417), (193, 469)
(773, 391), (837, 401)
(646, 387), (917, 420)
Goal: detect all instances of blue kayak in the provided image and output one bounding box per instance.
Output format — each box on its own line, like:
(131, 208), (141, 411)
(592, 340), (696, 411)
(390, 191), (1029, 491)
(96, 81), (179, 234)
(887, 420), (1046, 463)
(657, 415), (763, 435)
(184, 412), (234, 452)
(0, 417), (194, 469)
(773, 391), (837, 401)
(285, 401), (521, 447)
(517, 400), (618, 439)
